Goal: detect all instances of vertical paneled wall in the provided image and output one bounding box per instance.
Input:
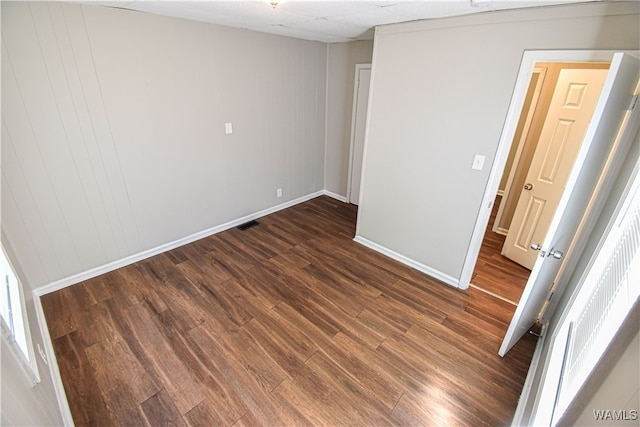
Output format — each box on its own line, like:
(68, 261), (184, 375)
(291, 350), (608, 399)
(1, 2), (327, 291)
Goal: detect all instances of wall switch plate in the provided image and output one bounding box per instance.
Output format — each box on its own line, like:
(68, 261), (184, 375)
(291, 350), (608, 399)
(225, 122), (233, 134)
(472, 154), (485, 171)
(277, 188), (283, 198)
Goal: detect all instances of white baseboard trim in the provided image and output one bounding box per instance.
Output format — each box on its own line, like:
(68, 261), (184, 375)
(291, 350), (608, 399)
(495, 226), (509, 236)
(28, 189), (346, 425)
(33, 293), (74, 427)
(353, 235), (459, 288)
(34, 190), (325, 297)
(511, 330), (547, 426)
(322, 190), (348, 203)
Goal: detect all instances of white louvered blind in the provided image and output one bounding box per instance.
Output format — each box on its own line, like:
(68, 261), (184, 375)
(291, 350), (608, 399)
(555, 173), (640, 419)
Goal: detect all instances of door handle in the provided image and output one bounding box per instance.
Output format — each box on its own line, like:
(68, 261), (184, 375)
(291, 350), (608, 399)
(531, 243), (563, 259)
(547, 248), (564, 259)
(524, 183), (533, 191)
(531, 243), (546, 257)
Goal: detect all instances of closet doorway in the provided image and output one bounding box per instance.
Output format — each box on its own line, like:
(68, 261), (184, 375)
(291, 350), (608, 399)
(347, 64), (371, 205)
(471, 61), (611, 303)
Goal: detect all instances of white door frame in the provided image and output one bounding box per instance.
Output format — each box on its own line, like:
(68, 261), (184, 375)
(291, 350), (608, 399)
(346, 63), (372, 204)
(499, 51), (638, 356)
(493, 66), (547, 236)
(459, 50), (628, 291)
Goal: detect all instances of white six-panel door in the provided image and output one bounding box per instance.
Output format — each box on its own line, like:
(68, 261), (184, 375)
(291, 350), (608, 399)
(502, 68), (609, 269)
(499, 52), (639, 357)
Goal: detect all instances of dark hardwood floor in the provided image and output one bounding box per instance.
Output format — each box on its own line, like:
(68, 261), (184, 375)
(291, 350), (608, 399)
(42, 196), (537, 426)
(471, 196), (531, 304)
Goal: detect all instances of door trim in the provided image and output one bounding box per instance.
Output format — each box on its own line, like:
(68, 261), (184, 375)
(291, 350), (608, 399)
(493, 66), (546, 236)
(459, 50), (633, 291)
(346, 64), (371, 205)
(498, 52), (639, 356)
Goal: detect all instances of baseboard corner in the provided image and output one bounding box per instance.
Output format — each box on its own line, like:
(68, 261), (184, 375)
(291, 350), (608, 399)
(322, 190), (348, 203)
(353, 235), (460, 288)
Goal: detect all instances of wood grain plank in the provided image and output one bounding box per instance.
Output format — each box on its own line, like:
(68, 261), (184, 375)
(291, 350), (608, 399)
(176, 260), (254, 327)
(78, 276), (112, 303)
(272, 378), (360, 426)
(121, 303), (204, 414)
(74, 299), (120, 348)
(251, 305), (319, 361)
(305, 351), (395, 425)
(108, 266), (158, 310)
(43, 196), (536, 426)
(140, 389), (187, 426)
(266, 273), (344, 338)
(471, 195), (530, 302)
(188, 325), (312, 426)
(51, 332), (119, 427)
(84, 338), (159, 424)
(41, 289), (77, 339)
(151, 309), (249, 426)
(376, 335), (493, 426)
(379, 329), (516, 425)
(268, 250), (311, 271)
(273, 302), (404, 410)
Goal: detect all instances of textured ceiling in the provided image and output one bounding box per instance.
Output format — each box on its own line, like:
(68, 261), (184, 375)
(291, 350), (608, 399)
(87, 0), (600, 43)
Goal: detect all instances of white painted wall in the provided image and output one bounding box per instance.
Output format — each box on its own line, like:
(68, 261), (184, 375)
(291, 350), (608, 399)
(0, 238), (65, 426)
(356, 1), (640, 283)
(572, 330), (639, 426)
(1, 335), (60, 426)
(2, 3), (326, 423)
(325, 41), (373, 198)
(1, 2), (327, 291)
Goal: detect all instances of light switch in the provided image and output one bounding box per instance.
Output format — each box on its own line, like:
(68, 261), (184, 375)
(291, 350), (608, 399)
(225, 122), (233, 134)
(472, 154), (485, 171)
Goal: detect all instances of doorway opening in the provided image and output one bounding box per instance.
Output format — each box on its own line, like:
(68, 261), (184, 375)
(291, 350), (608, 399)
(347, 64), (371, 206)
(470, 195), (530, 304)
(469, 60), (611, 305)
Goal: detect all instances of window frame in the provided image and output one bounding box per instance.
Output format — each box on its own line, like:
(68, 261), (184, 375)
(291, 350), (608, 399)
(1, 246), (41, 386)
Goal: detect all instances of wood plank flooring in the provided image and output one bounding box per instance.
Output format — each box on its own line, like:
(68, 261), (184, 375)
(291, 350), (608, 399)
(471, 196), (531, 304)
(42, 196), (537, 426)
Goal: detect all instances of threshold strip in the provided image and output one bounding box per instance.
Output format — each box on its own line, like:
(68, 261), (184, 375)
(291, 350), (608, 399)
(469, 283), (518, 306)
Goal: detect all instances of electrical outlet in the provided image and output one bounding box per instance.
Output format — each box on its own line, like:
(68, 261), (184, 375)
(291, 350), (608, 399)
(277, 188), (283, 198)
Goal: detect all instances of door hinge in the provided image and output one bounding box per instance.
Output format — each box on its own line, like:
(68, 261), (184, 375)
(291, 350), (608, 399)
(628, 94), (639, 111)
(546, 291), (554, 302)
(529, 321), (544, 338)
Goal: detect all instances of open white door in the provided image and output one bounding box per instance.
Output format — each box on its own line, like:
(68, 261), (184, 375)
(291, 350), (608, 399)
(499, 52), (639, 356)
(348, 65), (371, 205)
(502, 68), (609, 269)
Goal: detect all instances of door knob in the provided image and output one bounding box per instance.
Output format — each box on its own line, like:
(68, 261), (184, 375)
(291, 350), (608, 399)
(531, 243), (542, 250)
(524, 183), (533, 190)
(548, 249), (564, 259)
